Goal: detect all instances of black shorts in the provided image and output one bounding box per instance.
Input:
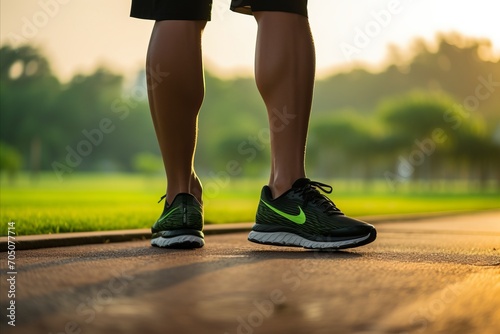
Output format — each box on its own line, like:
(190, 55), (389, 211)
(130, 0), (308, 21)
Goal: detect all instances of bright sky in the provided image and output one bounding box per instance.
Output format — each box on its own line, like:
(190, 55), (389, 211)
(1, 0), (499, 82)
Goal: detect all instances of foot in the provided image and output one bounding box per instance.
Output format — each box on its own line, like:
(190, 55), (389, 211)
(151, 193), (205, 249)
(248, 178), (377, 249)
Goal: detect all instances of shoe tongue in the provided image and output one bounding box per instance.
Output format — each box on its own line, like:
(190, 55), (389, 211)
(292, 178), (311, 189)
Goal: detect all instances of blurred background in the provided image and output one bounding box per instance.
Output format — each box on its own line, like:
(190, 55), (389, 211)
(1, 0), (499, 235)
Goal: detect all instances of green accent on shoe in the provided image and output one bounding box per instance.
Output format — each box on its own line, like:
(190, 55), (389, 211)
(157, 207), (179, 223)
(260, 199), (306, 225)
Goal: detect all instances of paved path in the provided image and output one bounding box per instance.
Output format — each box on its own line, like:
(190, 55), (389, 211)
(1, 211), (499, 334)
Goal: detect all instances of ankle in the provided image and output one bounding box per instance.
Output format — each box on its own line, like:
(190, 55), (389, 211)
(268, 180), (296, 199)
(190, 174), (203, 203)
(165, 173), (202, 204)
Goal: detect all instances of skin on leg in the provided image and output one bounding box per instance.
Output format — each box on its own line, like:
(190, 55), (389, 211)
(146, 20), (207, 204)
(254, 11), (316, 198)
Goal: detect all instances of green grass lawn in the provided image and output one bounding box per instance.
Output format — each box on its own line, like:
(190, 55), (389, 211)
(1, 173), (499, 235)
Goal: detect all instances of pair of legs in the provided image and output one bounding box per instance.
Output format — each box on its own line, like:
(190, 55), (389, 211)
(146, 12), (315, 203)
(142, 5), (377, 250)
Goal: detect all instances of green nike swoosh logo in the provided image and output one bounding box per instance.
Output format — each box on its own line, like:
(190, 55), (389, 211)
(261, 200), (306, 225)
(159, 207), (179, 223)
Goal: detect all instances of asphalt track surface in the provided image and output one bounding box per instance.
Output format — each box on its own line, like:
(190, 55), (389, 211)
(1, 211), (499, 334)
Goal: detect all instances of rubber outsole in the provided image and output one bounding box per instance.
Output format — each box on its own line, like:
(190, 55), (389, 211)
(247, 229), (377, 250)
(151, 235), (205, 249)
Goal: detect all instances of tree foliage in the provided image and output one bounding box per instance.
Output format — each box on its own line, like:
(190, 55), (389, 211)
(0, 33), (499, 189)
(0, 142), (23, 182)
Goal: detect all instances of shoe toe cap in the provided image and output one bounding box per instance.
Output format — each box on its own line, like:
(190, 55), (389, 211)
(325, 215), (376, 237)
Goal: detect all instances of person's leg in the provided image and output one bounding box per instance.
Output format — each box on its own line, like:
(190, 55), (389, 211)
(254, 11), (315, 198)
(247, 3), (377, 250)
(145, 21), (207, 248)
(146, 20), (206, 204)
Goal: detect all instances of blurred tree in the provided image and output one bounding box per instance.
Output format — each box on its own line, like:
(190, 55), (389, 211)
(50, 68), (125, 170)
(1, 32), (498, 190)
(210, 133), (270, 178)
(132, 152), (163, 176)
(0, 44), (60, 178)
(376, 91), (498, 190)
(196, 72), (267, 173)
(451, 118), (498, 190)
(0, 142), (23, 183)
(313, 33), (500, 121)
(309, 111), (381, 186)
(378, 91), (457, 139)
(376, 91), (457, 185)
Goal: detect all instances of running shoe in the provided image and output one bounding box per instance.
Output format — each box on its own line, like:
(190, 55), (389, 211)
(151, 193), (204, 248)
(248, 178), (376, 249)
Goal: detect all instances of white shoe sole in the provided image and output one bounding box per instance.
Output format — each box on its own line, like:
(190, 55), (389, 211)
(151, 235), (205, 248)
(248, 231), (373, 249)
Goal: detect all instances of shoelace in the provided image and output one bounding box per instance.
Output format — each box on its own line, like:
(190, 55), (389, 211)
(295, 180), (342, 215)
(158, 195), (166, 203)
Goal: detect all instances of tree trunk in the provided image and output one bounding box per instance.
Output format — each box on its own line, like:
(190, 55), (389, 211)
(30, 137), (41, 183)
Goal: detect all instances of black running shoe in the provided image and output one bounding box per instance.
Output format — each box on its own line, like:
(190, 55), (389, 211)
(151, 193), (204, 248)
(248, 178), (377, 249)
